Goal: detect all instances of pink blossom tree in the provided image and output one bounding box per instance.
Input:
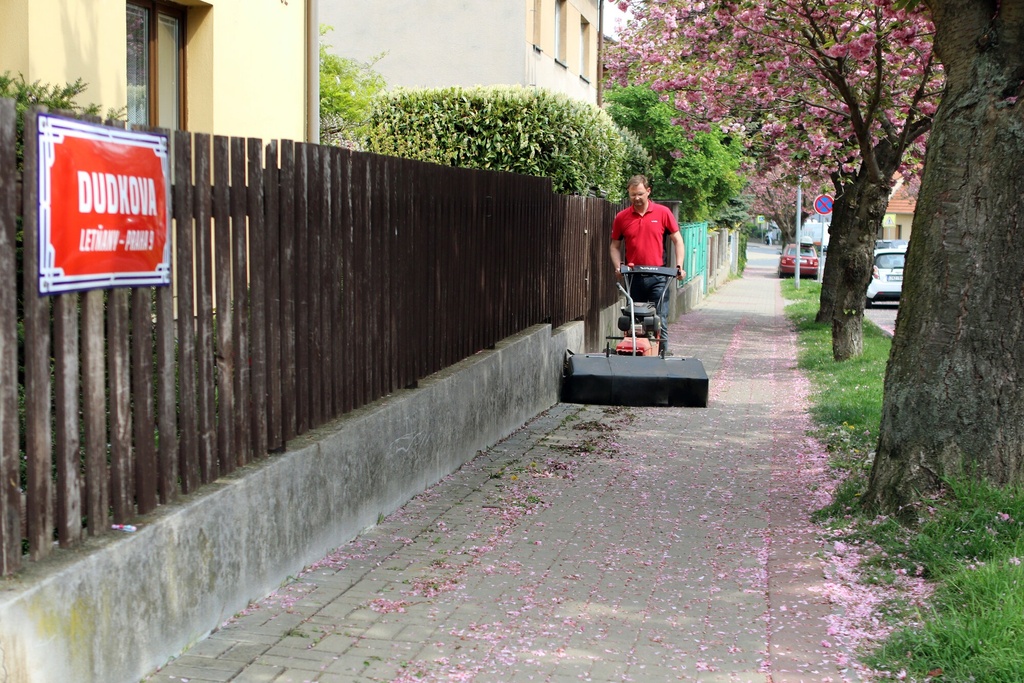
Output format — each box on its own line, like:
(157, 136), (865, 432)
(607, 0), (941, 360)
(746, 167), (828, 248)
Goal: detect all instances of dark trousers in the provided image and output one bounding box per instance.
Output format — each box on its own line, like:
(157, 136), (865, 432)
(628, 274), (670, 342)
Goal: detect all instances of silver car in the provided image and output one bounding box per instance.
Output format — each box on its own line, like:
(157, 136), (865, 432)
(866, 247), (906, 307)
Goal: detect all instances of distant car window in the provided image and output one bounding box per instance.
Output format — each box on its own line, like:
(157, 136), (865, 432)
(875, 253), (905, 269)
(799, 245), (816, 256)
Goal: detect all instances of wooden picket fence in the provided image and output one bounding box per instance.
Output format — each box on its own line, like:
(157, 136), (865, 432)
(0, 102), (620, 575)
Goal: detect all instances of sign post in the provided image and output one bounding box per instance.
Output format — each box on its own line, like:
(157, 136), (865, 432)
(36, 114), (171, 295)
(794, 179), (803, 289)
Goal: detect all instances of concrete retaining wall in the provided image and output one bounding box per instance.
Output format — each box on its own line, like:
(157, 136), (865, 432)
(0, 322), (583, 683)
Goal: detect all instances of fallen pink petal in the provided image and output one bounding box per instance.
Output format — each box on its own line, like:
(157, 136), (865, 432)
(146, 252), (920, 683)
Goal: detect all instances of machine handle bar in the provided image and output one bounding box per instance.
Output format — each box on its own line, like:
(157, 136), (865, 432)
(619, 265), (680, 278)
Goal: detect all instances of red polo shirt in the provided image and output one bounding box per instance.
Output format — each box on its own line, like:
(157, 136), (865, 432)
(611, 201), (680, 266)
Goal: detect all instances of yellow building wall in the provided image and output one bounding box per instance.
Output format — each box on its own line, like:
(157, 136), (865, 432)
(0, 0), (29, 76)
(527, 0), (599, 76)
(523, 0), (600, 102)
(0, 0), (309, 142)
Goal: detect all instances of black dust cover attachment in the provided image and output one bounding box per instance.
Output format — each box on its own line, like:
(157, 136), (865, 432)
(562, 354), (709, 407)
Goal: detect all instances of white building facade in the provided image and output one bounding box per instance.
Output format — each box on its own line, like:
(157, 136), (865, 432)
(319, 0), (604, 104)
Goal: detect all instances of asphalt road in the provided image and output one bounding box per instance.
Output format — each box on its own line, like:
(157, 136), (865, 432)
(747, 242), (898, 337)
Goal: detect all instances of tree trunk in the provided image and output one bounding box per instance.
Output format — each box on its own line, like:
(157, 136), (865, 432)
(865, 0), (1024, 512)
(817, 171), (893, 360)
(814, 241), (838, 324)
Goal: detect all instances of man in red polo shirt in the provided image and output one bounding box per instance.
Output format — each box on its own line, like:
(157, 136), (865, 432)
(609, 175), (686, 347)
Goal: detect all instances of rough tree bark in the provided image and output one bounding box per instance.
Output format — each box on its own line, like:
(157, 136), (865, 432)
(815, 161), (896, 360)
(865, 0), (1024, 511)
(815, 180), (848, 325)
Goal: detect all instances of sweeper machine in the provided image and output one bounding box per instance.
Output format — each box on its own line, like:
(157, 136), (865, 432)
(561, 265), (709, 407)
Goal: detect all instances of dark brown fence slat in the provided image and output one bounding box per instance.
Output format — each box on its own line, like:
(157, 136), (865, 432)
(213, 136), (235, 474)
(82, 291), (107, 533)
(293, 143), (309, 433)
(365, 154), (379, 404)
(263, 141), (283, 451)
(319, 147), (334, 420)
(325, 147), (342, 414)
(132, 288), (157, 514)
(379, 159), (393, 397)
(230, 137), (250, 466)
(108, 288), (133, 523)
(306, 146), (323, 427)
(426, 169), (443, 377)
(247, 138), (268, 460)
(278, 141), (297, 442)
(394, 158), (413, 390)
(0, 99), (20, 573)
(351, 152), (367, 410)
(193, 133), (217, 483)
(380, 159), (396, 397)
(172, 131), (196, 494)
(338, 149), (355, 414)
(156, 280), (177, 503)
(3, 107), (634, 576)
(54, 294), (82, 546)
(22, 109), (53, 560)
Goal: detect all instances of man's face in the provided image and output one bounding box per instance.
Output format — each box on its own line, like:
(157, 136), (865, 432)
(628, 184), (650, 211)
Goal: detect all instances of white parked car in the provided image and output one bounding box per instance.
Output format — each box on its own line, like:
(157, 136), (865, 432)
(866, 247), (907, 307)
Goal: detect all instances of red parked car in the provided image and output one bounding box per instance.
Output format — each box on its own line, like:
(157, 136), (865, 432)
(777, 243), (819, 279)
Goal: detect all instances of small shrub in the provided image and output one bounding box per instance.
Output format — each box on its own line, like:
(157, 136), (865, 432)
(0, 72), (102, 168)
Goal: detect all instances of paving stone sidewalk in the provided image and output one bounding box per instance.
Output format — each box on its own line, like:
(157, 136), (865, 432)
(148, 263), (854, 683)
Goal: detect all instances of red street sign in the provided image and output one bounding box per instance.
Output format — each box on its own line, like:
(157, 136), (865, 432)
(37, 114), (171, 295)
(813, 194), (834, 215)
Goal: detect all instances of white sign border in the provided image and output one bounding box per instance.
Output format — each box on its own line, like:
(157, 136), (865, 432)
(37, 113), (172, 295)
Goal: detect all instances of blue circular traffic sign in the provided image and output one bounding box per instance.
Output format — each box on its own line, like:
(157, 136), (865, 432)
(814, 194), (834, 215)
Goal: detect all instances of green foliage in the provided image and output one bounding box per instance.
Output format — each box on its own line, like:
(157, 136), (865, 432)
(712, 190), (753, 230)
(319, 26), (387, 146)
(869, 547), (1024, 682)
(617, 126), (654, 183)
(782, 280), (888, 466)
(865, 487), (1024, 681)
(604, 85), (746, 220)
(782, 282), (1024, 682)
(875, 478), (1024, 580)
(736, 231), (747, 274)
(363, 85), (630, 199)
(0, 72), (101, 168)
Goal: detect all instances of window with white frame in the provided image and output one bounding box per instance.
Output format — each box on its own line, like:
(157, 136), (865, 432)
(532, 0), (543, 47)
(580, 17), (591, 79)
(555, 0), (567, 64)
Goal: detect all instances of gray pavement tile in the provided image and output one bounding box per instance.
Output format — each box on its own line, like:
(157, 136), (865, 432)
(226, 663), (286, 682)
(146, 673), (232, 683)
(148, 654), (243, 681)
(143, 270), (862, 683)
(251, 652), (327, 673)
(219, 640), (274, 663)
(182, 636), (236, 658)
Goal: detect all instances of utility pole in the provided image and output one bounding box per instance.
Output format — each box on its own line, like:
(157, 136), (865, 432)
(794, 177), (803, 289)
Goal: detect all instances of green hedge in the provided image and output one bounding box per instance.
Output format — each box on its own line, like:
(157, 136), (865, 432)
(363, 86), (645, 200)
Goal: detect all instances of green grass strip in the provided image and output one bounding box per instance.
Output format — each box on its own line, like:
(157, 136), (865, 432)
(781, 279), (1024, 683)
